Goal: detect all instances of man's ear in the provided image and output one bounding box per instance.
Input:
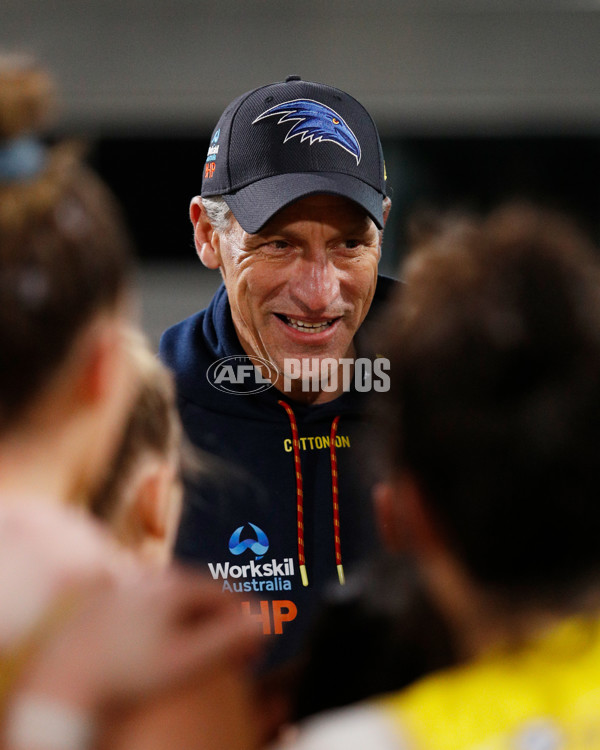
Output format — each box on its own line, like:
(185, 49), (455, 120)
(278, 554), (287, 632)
(375, 197), (392, 261)
(382, 196), (392, 228)
(190, 196), (221, 270)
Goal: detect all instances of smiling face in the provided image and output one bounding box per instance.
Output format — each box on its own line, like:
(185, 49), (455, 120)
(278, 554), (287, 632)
(195, 195), (385, 402)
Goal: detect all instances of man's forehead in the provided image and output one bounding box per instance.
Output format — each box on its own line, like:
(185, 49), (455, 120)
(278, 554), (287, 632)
(253, 194), (374, 234)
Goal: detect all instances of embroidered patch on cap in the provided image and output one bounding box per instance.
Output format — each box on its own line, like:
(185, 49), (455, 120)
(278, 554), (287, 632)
(253, 99), (361, 165)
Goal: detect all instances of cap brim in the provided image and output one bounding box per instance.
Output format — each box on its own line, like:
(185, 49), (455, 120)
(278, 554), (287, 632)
(220, 173), (385, 234)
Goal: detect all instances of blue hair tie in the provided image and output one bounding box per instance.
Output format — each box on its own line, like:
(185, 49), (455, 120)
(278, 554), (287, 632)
(0, 137), (47, 183)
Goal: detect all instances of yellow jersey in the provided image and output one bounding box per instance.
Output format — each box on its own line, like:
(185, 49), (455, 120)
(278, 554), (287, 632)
(378, 615), (600, 750)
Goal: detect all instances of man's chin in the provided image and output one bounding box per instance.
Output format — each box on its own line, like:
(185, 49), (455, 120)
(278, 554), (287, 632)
(273, 351), (345, 374)
(269, 350), (345, 393)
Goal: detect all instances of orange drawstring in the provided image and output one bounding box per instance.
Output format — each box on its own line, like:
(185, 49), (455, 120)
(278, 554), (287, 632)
(279, 400), (345, 587)
(330, 416), (345, 585)
(278, 400), (308, 586)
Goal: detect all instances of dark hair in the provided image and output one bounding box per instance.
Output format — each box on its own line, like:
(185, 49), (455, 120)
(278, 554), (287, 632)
(0, 61), (133, 433)
(378, 204), (600, 606)
(291, 555), (455, 720)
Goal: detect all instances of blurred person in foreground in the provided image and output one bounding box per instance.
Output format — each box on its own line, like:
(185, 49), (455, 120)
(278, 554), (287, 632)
(289, 554), (455, 723)
(268, 204), (600, 749)
(0, 56), (260, 750)
(160, 75), (394, 676)
(90, 327), (185, 567)
(85, 331), (266, 750)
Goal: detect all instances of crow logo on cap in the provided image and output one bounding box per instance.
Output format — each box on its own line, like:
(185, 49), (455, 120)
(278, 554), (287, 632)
(253, 99), (361, 165)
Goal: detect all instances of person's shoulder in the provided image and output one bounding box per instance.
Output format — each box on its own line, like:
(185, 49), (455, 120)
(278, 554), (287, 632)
(159, 283), (233, 367)
(158, 309), (206, 370)
(269, 702), (407, 750)
(160, 309), (205, 347)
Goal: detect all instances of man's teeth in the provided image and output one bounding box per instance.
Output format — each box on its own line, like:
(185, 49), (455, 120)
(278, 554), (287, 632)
(284, 316), (334, 333)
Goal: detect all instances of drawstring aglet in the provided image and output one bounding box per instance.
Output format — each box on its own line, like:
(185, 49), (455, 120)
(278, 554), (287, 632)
(300, 564), (309, 587)
(337, 564), (345, 585)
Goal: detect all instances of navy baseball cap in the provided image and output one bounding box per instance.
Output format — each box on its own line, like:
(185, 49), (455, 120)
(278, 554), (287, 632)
(201, 76), (387, 233)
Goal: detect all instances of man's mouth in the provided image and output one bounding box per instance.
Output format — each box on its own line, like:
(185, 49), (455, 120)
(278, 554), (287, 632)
(276, 314), (338, 334)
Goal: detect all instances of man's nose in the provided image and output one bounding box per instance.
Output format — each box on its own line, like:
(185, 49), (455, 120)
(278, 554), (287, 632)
(289, 255), (341, 313)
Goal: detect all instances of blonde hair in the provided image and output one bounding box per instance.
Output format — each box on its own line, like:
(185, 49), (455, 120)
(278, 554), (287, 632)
(90, 328), (182, 522)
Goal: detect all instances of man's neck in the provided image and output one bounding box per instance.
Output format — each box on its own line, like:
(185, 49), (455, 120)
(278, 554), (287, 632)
(273, 370), (349, 405)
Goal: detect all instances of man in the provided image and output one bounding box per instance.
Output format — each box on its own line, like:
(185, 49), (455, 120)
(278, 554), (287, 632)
(269, 204), (600, 749)
(160, 76), (393, 672)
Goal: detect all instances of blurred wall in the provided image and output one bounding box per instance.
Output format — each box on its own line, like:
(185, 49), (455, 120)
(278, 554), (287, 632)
(3, 1), (600, 344)
(3, 0), (600, 135)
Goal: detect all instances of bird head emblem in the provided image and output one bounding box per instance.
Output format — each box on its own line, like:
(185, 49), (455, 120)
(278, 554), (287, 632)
(253, 99), (361, 165)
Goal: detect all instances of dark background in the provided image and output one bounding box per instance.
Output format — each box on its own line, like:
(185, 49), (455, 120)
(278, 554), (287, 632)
(90, 135), (600, 274)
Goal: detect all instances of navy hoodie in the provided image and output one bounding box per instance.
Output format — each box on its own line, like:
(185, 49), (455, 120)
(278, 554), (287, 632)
(159, 276), (395, 672)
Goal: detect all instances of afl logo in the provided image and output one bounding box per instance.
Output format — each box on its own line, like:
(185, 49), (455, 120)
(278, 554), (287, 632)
(206, 355), (277, 395)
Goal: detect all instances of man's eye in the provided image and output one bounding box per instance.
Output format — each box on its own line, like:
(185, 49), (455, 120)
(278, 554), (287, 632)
(265, 240), (290, 250)
(343, 239), (362, 249)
